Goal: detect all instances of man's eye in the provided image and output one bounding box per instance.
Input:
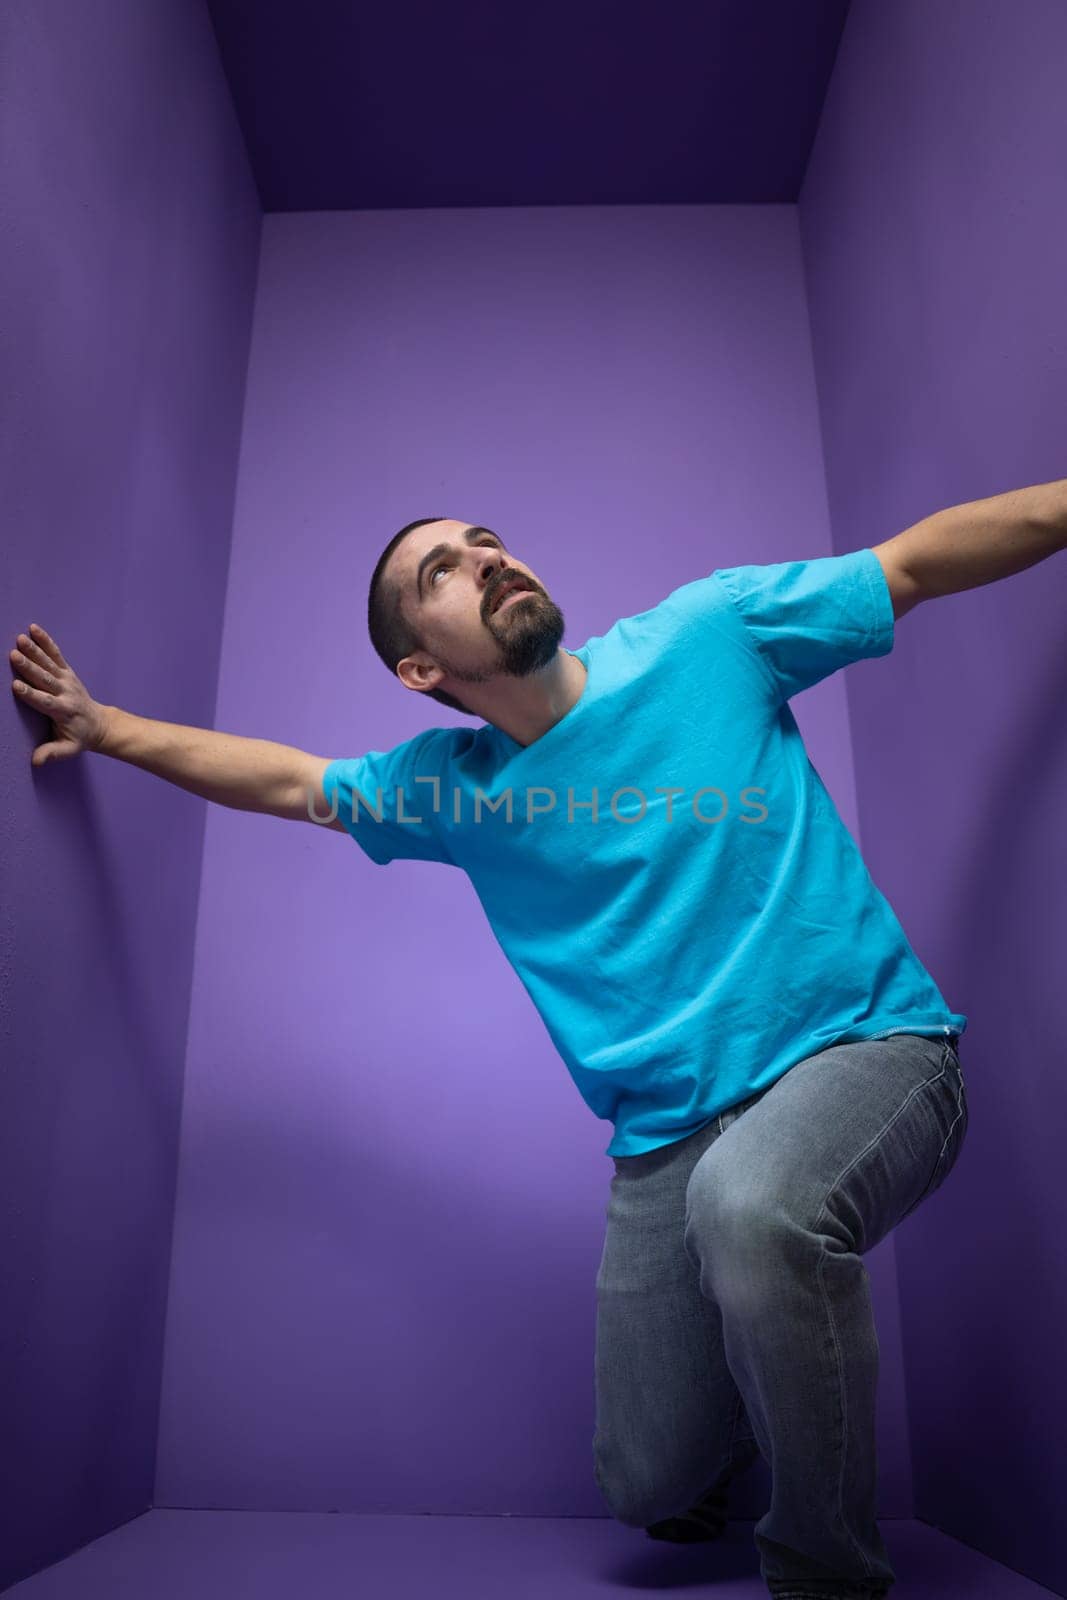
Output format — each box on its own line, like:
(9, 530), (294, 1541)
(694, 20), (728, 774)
(430, 541), (502, 585)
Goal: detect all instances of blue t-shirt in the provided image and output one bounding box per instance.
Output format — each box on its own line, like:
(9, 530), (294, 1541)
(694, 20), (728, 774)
(321, 547), (967, 1156)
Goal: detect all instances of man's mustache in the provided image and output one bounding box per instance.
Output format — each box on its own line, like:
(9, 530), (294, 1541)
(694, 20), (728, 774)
(485, 572), (544, 615)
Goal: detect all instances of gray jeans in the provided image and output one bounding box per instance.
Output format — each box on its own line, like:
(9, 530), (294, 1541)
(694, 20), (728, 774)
(592, 1031), (968, 1598)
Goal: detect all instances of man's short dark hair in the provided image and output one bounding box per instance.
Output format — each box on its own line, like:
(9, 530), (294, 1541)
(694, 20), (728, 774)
(367, 519), (476, 717)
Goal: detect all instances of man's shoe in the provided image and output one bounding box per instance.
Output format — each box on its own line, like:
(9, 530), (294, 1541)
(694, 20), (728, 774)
(645, 1484), (729, 1543)
(767, 1587), (890, 1598)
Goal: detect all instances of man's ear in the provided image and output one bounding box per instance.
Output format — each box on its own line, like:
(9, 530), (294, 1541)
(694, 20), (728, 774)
(396, 652), (443, 695)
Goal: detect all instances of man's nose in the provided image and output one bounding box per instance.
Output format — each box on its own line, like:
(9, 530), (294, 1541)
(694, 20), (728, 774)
(479, 553), (509, 588)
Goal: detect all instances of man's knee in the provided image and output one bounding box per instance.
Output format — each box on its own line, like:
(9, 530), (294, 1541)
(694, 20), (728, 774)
(684, 1168), (792, 1285)
(596, 1480), (661, 1530)
(594, 1452), (678, 1531)
(595, 1454), (728, 1536)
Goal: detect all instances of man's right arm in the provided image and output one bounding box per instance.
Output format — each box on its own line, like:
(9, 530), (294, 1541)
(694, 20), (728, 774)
(10, 622), (344, 829)
(96, 707), (346, 829)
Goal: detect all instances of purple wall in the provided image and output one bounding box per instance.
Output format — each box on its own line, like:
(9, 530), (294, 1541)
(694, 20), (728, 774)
(0, 0), (260, 1589)
(153, 204), (920, 1524)
(800, 1), (1067, 1592)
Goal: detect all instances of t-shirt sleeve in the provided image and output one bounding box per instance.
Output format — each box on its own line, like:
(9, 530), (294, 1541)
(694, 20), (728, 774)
(320, 726), (457, 867)
(708, 546), (895, 702)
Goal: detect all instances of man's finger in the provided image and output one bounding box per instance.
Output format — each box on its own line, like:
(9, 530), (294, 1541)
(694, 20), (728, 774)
(12, 653), (56, 691)
(31, 742), (66, 767)
(28, 624), (68, 670)
(11, 677), (54, 708)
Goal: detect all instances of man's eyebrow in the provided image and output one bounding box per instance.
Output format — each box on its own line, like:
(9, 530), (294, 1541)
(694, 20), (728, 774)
(415, 525), (503, 601)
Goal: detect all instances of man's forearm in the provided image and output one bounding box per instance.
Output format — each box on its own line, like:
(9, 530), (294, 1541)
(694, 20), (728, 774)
(96, 705), (305, 814)
(896, 477), (1067, 599)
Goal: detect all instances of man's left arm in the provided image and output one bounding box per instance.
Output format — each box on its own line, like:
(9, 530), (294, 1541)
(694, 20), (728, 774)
(870, 476), (1067, 621)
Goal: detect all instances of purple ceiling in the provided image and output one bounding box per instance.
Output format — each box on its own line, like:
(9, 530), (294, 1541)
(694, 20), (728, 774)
(205, 0), (851, 212)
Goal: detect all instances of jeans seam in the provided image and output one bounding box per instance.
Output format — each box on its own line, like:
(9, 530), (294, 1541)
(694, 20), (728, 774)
(815, 1211), (875, 1587)
(897, 1040), (965, 1221)
(800, 1038), (960, 1589)
(814, 1048), (950, 1236)
(806, 1048), (952, 1588)
(720, 1381), (745, 1486)
(931, 1038), (966, 1173)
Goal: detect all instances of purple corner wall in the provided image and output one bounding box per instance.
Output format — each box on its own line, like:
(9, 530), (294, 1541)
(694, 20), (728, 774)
(800, 1), (1067, 1591)
(0, 0), (260, 1589)
(152, 202), (910, 1525)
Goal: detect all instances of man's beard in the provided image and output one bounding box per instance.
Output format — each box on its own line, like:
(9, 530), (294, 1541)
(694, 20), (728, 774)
(441, 591), (567, 685)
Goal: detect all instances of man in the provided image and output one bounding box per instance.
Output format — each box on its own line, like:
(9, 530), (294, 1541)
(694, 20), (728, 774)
(10, 481), (1065, 1598)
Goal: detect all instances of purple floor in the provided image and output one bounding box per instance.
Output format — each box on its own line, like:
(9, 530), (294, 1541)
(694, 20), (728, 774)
(4, 1513), (1057, 1597)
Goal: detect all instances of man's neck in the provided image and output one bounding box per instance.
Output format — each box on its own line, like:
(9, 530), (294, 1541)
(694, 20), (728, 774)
(481, 649), (588, 748)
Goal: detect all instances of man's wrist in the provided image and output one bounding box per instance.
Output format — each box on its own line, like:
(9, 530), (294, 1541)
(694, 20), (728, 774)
(91, 702), (118, 755)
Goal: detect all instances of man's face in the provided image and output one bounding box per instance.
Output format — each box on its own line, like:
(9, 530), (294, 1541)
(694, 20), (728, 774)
(390, 520), (566, 697)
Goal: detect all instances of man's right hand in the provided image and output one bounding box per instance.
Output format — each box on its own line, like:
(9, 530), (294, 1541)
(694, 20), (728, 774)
(9, 623), (109, 767)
